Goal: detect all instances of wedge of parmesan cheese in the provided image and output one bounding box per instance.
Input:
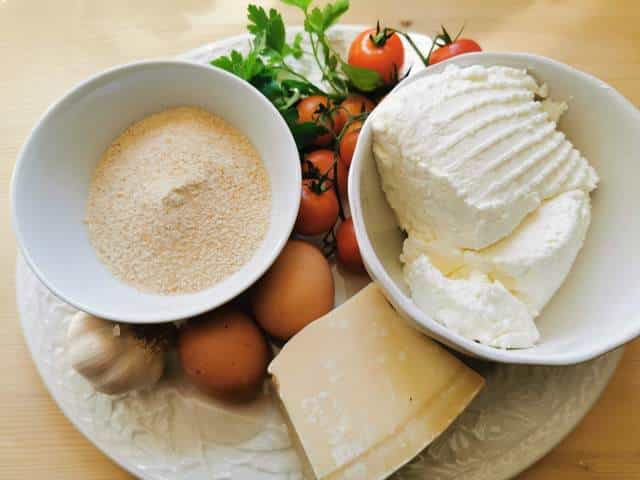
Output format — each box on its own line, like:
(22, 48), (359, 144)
(269, 283), (484, 480)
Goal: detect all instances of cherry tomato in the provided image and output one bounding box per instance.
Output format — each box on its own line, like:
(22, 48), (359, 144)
(296, 95), (337, 146)
(302, 150), (348, 197)
(348, 28), (404, 85)
(336, 218), (364, 273)
(295, 180), (339, 236)
(429, 38), (482, 65)
(334, 94), (375, 133)
(339, 120), (362, 168)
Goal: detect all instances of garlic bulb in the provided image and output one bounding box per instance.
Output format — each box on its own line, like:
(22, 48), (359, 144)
(67, 312), (165, 395)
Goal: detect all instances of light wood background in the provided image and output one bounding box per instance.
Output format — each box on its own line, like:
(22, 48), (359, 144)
(1, 1), (639, 478)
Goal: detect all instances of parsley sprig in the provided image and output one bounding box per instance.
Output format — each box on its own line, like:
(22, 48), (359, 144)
(212, 5), (328, 148)
(283, 0), (383, 93)
(211, 1), (386, 149)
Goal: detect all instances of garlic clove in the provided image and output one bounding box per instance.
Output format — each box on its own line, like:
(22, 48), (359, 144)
(93, 338), (164, 395)
(68, 314), (125, 379)
(67, 312), (166, 395)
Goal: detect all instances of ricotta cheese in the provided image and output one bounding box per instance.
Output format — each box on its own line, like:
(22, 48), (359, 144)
(469, 189), (592, 314)
(403, 189), (592, 317)
(374, 65), (599, 349)
(372, 64), (598, 250)
(404, 256), (540, 349)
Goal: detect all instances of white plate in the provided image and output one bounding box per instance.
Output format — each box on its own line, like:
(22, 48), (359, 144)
(16, 27), (622, 480)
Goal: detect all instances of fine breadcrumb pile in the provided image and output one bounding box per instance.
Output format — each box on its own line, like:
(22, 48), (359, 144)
(85, 106), (271, 294)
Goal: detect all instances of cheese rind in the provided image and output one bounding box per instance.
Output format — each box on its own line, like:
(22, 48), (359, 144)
(268, 284), (484, 480)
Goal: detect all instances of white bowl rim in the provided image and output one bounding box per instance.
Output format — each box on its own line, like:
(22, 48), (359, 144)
(11, 59), (301, 323)
(349, 51), (640, 365)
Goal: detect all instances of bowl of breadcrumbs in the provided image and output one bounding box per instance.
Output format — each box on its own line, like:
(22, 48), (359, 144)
(12, 60), (301, 323)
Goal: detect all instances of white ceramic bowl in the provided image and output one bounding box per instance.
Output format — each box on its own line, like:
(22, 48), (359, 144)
(12, 60), (300, 323)
(350, 52), (640, 365)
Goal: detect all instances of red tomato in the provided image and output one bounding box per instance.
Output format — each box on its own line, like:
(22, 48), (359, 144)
(302, 150), (348, 198)
(348, 28), (404, 85)
(336, 218), (364, 272)
(334, 94), (376, 133)
(296, 95), (337, 146)
(429, 38), (482, 65)
(339, 120), (362, 168)
(295, 180), (339, 236)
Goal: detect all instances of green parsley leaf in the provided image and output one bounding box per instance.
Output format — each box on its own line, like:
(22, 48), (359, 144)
(304, 0), (348, 34)
(251, 72), (284, 103)
(247, 5), (269, 35)
(281, 0), (312, 11)
(304, 7), (324, 34)
(210, 54), (235, 73)
(210, 48), (264, 82)
(320, 0), (349, 31)
(341, 63), (383, 91)
(242, 47), (265, 80)
(282, 32), (304, 58)
(268, 9), (286, 52)
(247, 5), (286, 53)
(303, 0), (349, 34)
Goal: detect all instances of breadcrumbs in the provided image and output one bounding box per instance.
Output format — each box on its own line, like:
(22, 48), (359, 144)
(85, 106), (271, 294)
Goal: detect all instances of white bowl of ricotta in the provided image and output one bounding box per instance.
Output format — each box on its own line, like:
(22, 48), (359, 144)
(12, 60), (301, 323)
(349, 52), (640, 365)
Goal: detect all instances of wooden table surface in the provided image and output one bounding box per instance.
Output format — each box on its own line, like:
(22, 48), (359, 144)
(1, 0), (639, 478)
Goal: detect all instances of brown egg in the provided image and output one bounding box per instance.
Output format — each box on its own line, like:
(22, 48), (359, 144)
(251, 240), (334, 341)
(178, 309), (271, 402)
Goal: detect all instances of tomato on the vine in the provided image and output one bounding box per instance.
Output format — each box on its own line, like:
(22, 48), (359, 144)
(348, 26), (404, 85)
(302, 149), (348, 198)
(294, 180), (339, 236)
(334, 94), (375, 133)
(339, 120), (362, 168)
(428, 27), (481, 65)
(336, 218), (364, 272)
(296, 95), (339, 146)
(429, 39), (481, 65)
